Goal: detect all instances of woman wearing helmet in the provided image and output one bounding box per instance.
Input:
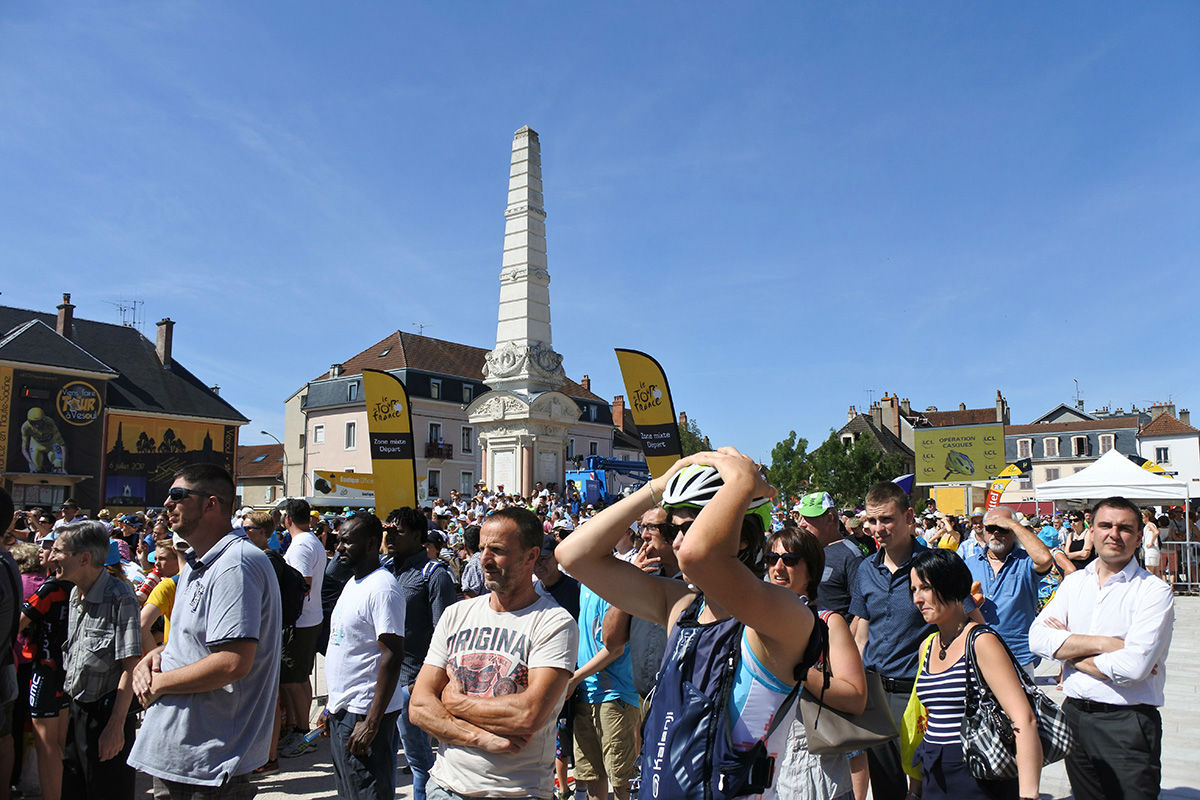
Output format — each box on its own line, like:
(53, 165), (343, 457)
(556, 447), (819, 800)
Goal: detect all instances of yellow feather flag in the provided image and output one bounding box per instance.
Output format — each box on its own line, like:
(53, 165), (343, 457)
(362, 369), (417, 514)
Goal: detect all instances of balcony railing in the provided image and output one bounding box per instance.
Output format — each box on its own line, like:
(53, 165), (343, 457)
(425, 442), (453, 460)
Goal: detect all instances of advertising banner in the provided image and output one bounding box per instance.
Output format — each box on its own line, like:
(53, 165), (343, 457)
(984, 458), (1033, 510)
(5, 370), (105, 478)
(362, 369), (417, 514)
(914, 423), (1006, 486)
(104, 414), (236, 508)
(312, 470), (375, 502)
(614, 348), (682, 479)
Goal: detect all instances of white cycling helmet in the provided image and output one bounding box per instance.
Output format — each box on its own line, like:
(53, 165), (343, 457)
(661, 464), (773, 570)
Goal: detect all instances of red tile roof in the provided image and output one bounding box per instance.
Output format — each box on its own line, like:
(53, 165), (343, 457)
(921, 408), (1002, 427)
(314, 331), (604, 402)
(1140, 413), (1200, 437)
(236, 443), (284, 479)
(1006, 415), (1142, 435)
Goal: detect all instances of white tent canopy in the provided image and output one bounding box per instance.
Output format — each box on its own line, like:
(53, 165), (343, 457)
(1035, 449), (1191, 502)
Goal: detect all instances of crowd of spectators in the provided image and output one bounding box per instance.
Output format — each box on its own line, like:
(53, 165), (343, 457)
(0, 462), (1180, 800)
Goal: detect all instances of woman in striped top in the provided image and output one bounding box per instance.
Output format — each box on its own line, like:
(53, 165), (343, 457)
(909, 549), (1041, 800)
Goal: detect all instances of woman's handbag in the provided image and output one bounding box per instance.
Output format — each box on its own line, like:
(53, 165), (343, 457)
(961, 625), (1074, 780)
(800, 671), (899, 755)
(799, 613), (900, 757)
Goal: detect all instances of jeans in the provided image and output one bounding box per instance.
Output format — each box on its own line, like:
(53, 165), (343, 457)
(397, 683), (434, 800)
(329, 707), (401, 800)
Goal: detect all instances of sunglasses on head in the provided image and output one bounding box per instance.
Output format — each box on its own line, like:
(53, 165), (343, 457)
(764, 552), (803, 567)
(166, 487), (209, 503)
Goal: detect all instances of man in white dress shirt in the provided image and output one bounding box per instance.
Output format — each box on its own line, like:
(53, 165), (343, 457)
(1029, 496), (1174, 800)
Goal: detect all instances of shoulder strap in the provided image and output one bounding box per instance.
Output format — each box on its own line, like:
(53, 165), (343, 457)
(764, 674), (805, 741)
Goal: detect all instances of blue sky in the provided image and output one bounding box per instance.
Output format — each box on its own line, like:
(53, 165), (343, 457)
(3, 2), (1198, 463)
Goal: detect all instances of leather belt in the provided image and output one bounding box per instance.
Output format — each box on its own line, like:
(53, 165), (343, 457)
(1066, 698), (1156, 713)
(878, 675), (915, 693)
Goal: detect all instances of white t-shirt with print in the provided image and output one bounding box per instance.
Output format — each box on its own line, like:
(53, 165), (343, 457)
(284, 530), (326, 629)
(326, 567), (407, 716)
(425, 593), (578, 799)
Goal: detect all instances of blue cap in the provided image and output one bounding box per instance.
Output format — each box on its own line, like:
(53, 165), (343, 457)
(105, 540), (123, 567)
(1037, 528), (1059, 548)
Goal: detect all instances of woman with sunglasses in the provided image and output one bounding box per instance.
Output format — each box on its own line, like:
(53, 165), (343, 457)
(765, 527), (868, 800)
(556, 448), (819, 800)
(1062, 512), (1093, 568)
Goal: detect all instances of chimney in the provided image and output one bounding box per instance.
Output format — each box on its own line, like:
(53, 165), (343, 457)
(329, 363), (342, 378)
(581, 375), (591, 392)
(155, 318), (174, 366)
(209, 385), (220, 396)
(56, 293), (75, 340)
(679, 411), (688, 430)
(612, 395), (625, 430)
(996, 390), (1006, 423)
(880, 394), (899, 437)
(1181, 409), (1191, 426)
(900, 397), (911, 416)
(847, 405), (857, 423)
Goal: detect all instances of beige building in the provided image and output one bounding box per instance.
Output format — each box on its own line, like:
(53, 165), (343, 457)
(282, 333), (616, 503)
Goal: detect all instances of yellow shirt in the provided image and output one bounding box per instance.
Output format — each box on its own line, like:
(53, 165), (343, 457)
(145, 576), (177, 642)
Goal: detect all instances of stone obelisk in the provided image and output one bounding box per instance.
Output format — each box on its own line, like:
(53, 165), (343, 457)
(469, 127), (580, 496)
(482, 126), (567, 394)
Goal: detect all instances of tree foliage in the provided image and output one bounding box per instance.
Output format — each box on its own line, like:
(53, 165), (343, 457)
(767, 430), (809, 502)
(679, 415), (711, 456)
(806, 431), (909, 509)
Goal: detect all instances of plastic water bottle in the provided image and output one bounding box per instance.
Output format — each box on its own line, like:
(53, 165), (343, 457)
(302, 709), (329, 743)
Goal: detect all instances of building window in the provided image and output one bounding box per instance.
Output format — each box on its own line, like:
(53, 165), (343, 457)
(1072, 436), (1089, 457)
(1156, 446), (1170, 463)
(1017, 477), (1032, 489)
(589, 441), (598, 456)
(463, 385), (473, 404)
(345, 421), (357, 450)
(1045, 468), (1060, 482)
(429, 423), (442, 444)
(430, 379), (442, 400)
(461, 426), (473, 453)
(265, 486), (275, 502)
(313, 425), (325, 445)
(348, 382), (358, 402)
(1017, 438), (1032, 459)
(841, 434), (854, 447)
(1099, 434), (1114, 454)
(298, 433), (306, 450)
(1043, 438), (1059, 458)
(460, 472), (474, 494)
(589, 405), (597, 422)
(428, 469), (441, 498)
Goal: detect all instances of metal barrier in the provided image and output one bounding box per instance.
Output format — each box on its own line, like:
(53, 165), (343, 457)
(1163, 539), (1199, 595)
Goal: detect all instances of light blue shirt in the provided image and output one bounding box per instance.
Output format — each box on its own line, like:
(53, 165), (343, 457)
(577, 584), (638, 704)
(966, 547), (1043, 666)
(128, 534), (282, 785)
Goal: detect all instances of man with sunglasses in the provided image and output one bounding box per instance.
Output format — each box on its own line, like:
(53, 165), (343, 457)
(965, 506), (1054, 676)
(127, 465), (282, 797)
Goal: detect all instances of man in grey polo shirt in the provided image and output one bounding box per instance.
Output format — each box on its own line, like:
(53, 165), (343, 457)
(128, 464), (281, 798)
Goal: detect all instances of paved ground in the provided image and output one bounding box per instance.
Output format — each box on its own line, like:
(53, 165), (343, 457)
(122, 597), (1199, 800)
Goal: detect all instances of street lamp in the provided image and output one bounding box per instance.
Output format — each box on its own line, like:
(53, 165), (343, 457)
(260, 430), (288, 498)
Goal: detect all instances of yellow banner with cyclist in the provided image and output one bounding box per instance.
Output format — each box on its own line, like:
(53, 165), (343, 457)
(914, 423), (1006, 485)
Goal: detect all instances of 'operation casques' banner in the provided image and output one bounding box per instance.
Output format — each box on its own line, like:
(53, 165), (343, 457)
(914, 423), (1006, 486)
(984, 458), (1033, 510)
(362, 369), (417, 513)
(614, 349), (682, 479)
